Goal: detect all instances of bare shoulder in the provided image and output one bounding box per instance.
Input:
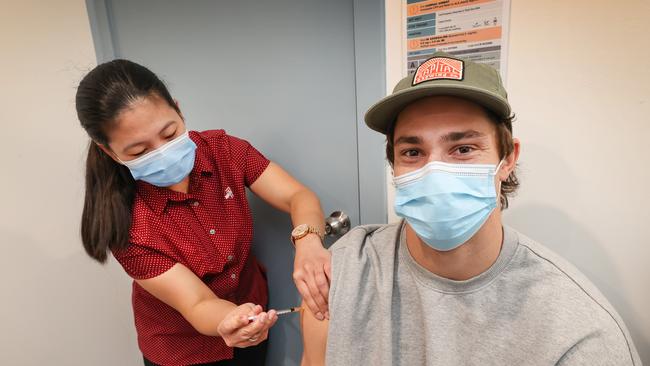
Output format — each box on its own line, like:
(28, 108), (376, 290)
(300, 300), (329, 366)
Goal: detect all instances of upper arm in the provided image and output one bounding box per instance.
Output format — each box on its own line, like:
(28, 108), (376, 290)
(556, 329), (639, 366)
(300, 300), (329, 366)
(224, 134), (271, 186)
(250, 162), (311, 213)
(223, 134), (310, 213)
(135, 263), (217, 320)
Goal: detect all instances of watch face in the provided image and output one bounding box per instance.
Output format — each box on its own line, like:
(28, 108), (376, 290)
(292, 224), (309, 237)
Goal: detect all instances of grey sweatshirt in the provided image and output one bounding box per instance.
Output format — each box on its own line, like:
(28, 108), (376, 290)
(325, 222), (641, 365)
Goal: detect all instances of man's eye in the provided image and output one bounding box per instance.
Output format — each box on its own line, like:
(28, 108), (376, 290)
(402, 149), (420, 157)
(456, 146), (474, 154)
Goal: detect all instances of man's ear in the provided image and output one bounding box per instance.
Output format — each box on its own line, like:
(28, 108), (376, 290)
(499, 137), (520, 181)
(96, 142), (122, 164)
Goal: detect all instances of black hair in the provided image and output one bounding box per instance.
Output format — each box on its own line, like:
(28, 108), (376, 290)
(75, 59), (179, 262)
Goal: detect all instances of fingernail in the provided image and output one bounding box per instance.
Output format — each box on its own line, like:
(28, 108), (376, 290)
(316, 312), (324, 320)
(325, 311), (330, 319)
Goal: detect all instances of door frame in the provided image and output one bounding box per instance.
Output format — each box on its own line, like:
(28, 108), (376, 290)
(84, 0), (387, 225)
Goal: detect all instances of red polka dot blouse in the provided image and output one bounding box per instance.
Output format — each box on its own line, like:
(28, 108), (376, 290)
(112, 130), (270, 365)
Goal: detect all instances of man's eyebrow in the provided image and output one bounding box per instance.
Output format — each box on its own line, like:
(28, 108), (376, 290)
(440, 129), (486, 142)
(123, 121), (176, 151)
(394, 135), (423, 145)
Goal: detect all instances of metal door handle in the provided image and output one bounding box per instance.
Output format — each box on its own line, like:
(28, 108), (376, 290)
(325, 211), (350, 237)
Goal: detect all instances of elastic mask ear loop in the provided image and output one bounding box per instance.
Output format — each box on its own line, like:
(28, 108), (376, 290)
(494, 159), (505, 205)
(95, 141), (127, 166)
(109, 146), (127, 166)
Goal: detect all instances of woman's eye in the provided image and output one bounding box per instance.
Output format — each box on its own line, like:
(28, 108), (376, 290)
(133, 149), (147, 157)
(160, 124), (179, 140)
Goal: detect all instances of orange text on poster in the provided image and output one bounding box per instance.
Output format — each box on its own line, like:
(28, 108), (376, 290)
(407, 26), (501, 51)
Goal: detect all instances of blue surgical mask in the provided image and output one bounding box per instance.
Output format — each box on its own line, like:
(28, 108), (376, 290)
(121, 130), (197, 187)
(393, 160), (503, 251)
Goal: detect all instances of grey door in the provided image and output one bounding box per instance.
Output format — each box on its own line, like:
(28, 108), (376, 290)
(86, 0), (386, 365)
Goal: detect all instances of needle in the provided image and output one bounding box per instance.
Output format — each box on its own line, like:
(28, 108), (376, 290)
(247, 306), (302, 322)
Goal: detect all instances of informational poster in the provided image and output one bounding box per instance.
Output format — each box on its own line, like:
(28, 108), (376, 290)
(405, 0), (510, 76)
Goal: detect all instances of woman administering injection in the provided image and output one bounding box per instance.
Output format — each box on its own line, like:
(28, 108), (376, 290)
(75, 60), (330, 366)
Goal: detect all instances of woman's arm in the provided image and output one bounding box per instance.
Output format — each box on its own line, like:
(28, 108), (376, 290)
(250, 162), (331, 320)
(136, 263), (277, 346)
(249, 162), (324, 229)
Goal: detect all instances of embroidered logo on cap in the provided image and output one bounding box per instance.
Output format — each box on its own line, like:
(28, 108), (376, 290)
(412, 56), (464, 85)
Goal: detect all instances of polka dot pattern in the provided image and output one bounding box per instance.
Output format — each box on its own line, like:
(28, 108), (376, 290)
(112, 130), (270, 366)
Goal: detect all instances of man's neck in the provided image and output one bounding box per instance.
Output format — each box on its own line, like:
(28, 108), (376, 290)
(404, 211), (504, 281)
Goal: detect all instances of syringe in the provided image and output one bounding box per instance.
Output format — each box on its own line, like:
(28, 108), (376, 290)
(247, 307), (302, 322)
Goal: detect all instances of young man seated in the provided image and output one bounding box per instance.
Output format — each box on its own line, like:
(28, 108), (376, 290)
(300, 52), (641, 366)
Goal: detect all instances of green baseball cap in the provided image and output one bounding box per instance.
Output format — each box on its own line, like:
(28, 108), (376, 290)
(365, 51), (511, 134)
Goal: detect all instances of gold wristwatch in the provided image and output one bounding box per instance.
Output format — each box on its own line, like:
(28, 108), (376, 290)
(291, 224), (324, 246)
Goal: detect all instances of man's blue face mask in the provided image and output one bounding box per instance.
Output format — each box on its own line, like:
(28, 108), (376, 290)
(121, 130), (197, 187)
(393, 160), (503, 251)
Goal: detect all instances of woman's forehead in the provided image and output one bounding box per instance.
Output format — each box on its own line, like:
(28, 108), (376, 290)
(109, 96), (180, 144)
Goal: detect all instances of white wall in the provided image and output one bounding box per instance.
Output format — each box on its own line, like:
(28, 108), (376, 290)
(506, 1), (650, 361)
(386, 0), (650, 362)
(0, 1), (141, 365)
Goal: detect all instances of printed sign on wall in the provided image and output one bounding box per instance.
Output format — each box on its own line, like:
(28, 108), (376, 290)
(406, 0), (510, 77)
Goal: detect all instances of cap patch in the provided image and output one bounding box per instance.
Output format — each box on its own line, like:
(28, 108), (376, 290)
(412, 57), (464, 85)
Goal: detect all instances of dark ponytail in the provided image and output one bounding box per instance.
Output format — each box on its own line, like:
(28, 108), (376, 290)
(76, 59), (179, 263)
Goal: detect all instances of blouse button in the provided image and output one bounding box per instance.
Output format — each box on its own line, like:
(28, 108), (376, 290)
(227, 255), (234, 261)
(209, 229), (216, 235)
(231, 273), (237, 279)
(192, 201), (199, 207)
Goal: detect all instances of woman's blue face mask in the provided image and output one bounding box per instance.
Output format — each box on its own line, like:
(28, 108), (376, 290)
(120, 130), (197, 187)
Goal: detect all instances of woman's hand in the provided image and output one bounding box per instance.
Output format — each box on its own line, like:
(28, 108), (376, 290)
(293, 235), (332, 321)
(248, 162), (330, 320)
(217, 303), (278, 347)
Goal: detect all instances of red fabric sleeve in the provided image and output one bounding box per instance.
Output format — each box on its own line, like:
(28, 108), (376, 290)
(225, 134), (271, 186)
(112, 244), (176, 280)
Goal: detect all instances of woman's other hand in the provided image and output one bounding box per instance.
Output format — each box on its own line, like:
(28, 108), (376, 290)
(293, 235), (332, 321)
(248, 162), (330, 320)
